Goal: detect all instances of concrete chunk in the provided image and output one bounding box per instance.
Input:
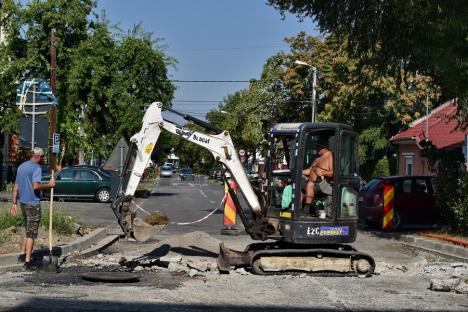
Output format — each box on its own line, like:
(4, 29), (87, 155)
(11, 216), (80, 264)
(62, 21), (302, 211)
(430, 278), (461, 291)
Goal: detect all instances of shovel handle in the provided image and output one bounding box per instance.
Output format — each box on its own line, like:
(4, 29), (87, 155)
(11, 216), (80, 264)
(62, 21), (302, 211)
(49, 170), (54, 252)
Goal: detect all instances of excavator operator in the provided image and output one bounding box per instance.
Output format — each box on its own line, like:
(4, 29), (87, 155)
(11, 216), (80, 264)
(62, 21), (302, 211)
(302, 139), (333, 215)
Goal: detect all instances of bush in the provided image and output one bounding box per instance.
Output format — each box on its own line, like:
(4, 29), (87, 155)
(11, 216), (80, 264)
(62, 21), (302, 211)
(0, 204), (79, 236)
(40, 209), (78, 236)
(422, 141), (468, 235)
(0, 207), (22, 230)
(371, 158), (390, 177)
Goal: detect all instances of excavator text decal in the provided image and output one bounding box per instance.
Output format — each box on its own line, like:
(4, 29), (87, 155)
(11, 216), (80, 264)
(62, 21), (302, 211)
(192, 133), (210, 144)
(306, 226), (349, 236)
(175, 127), (194, 139)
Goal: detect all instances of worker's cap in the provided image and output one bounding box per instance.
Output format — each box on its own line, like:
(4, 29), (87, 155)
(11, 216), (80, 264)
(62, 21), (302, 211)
(32, 147), (44, 156)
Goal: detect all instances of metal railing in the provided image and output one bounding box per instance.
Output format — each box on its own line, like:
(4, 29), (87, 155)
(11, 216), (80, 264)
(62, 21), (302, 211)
(171, 174), (207, 187)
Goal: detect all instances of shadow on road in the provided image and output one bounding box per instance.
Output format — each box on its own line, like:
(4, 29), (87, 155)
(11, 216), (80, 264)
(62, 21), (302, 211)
(357, 219), (442, 240)
(149, 192), (178, 197)
(6, 297), (461, 312)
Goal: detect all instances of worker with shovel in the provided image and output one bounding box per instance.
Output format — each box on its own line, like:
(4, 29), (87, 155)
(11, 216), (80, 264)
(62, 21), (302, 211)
(10, 147), (55, 270)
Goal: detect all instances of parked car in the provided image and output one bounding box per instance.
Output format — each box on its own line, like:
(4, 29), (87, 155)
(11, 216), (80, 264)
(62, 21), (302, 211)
(71, 165), (112, 178)
(358, 176), (440, 229)
(40, 165), (50, 178)
(179, 168), (194, 181)
(160, 165), (174, 177)
(42, 166), (111, 203)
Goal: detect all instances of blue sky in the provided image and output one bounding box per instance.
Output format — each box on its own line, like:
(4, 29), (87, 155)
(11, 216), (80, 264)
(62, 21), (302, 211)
(96, 0), (318, 121)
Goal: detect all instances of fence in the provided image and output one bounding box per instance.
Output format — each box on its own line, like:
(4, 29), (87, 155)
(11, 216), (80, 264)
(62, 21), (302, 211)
(171, 174), (207, 187)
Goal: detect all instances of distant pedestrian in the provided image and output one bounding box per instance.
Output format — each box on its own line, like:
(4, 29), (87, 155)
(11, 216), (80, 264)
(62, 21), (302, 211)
(10, 147), (55, 270)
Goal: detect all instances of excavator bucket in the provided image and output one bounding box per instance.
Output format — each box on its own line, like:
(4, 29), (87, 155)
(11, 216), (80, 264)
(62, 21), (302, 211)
(217, 243), (251, 272)
(132, 217), (166, 242)
(131, 211), (170, 242)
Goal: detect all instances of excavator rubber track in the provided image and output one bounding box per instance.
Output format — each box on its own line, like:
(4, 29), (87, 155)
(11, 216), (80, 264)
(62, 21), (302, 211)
(218, 242), (375, 277)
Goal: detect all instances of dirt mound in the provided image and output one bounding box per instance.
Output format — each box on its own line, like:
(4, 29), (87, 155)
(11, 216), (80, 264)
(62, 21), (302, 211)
(142, 211), (170, 226)
(161, 231), (221, 255)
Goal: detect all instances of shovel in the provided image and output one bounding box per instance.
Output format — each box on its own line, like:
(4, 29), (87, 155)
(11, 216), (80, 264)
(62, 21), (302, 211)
(42, 171), (59, 273)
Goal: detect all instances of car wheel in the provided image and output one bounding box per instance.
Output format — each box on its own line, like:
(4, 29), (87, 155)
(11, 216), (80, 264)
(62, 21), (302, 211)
(96, 188), (110, 203)
(392, 212), (401, 230)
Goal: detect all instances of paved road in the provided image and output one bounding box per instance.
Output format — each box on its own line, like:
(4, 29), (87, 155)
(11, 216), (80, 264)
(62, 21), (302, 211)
(0, 176), (467, 311)
(48, 176), (230, 234)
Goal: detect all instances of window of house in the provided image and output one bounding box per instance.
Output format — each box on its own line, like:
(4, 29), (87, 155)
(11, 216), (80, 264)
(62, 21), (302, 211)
(405, 156), (413, 175)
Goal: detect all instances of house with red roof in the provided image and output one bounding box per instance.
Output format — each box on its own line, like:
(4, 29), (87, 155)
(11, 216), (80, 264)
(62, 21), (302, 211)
(390, 99), (467, 176)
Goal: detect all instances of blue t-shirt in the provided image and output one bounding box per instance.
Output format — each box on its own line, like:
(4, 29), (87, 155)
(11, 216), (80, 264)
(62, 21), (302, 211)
(15, 160), (42, 205)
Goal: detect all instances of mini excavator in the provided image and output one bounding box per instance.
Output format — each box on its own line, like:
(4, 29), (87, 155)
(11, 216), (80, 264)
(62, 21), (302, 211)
(110, 102), (375, 276)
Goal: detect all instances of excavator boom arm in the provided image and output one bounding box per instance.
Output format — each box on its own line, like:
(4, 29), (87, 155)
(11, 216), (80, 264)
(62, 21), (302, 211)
(111, 102), (262, 237)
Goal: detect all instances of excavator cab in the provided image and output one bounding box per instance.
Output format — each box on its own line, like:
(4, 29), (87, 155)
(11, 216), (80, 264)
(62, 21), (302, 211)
(264, 123), (360, 245)
(218, 122), (374, 276)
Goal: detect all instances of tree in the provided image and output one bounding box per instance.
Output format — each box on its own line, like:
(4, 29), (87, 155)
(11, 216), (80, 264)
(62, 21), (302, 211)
(0, 0), (29, 133)
(0, 0), (175, 164)
(66, 22), (175, 161)
(207, 54), (292, 156)
(268, 0), (468, 128)
(283, 32), (439, 177)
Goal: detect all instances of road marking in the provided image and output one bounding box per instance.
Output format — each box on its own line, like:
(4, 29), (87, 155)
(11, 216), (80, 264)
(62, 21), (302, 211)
(209, 200), (215, 204)
(189, 183), (208, 198)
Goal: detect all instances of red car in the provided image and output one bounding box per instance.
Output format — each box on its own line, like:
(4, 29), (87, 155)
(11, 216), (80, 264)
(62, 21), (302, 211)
(358, 176), (441, 229)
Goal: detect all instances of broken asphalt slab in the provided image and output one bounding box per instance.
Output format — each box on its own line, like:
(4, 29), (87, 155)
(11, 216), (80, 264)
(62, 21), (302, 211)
(0, 228), (118, 272)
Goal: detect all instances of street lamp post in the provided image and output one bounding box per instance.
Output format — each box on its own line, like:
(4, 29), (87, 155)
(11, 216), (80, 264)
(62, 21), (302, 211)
(295, 60), (317, 122)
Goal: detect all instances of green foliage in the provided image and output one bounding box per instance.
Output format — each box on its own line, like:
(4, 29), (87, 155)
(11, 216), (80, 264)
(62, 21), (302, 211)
(283, 33), (438, 177)
(39, 208), (78, 236)
(371, 158), (390, 178)
(206, 53), (291, 155)
(421, 141), (468, 234)
(268, 0), (468, 129)
(0, 205), (79, 235)
(0, 207), (22, 230)
(166, 124), (215, 173)
(0, 0), (175, 164)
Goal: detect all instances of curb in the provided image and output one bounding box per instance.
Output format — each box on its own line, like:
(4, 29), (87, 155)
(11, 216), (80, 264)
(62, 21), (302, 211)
(77, 234), (119, 258)
(0, 228), (111, 272)
(398, 234), (467, 262)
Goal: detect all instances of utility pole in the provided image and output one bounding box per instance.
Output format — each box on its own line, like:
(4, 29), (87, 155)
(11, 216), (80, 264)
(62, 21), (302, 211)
(49, 28), (57, 171)
(294, 60), (317, 122)
(311, 68), (317, 123)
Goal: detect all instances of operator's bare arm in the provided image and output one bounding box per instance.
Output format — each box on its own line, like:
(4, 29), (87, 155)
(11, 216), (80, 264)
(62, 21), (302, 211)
(303, 150), (333, 180)
(302, 155), (322, 176)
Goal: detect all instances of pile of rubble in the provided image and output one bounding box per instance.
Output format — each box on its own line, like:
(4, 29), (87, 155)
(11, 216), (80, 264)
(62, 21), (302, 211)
(67, 231), (251, 277)
(430, 277), (468, 294)
(376, 258), (468, 294)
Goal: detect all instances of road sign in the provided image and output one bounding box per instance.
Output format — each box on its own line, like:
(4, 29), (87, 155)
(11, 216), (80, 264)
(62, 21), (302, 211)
(239, 149), (245, 156)
(52, 133), (60, 154)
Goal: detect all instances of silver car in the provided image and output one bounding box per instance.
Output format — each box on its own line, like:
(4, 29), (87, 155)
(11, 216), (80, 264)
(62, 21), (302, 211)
(160, 165), (174, 177)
